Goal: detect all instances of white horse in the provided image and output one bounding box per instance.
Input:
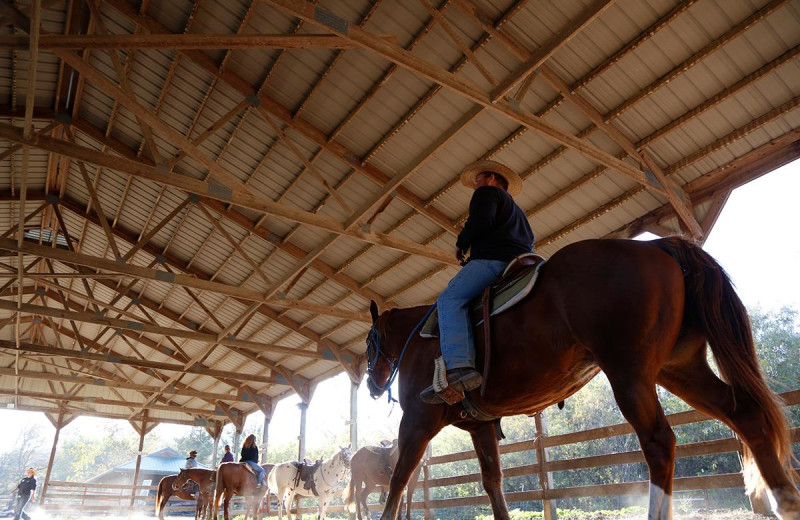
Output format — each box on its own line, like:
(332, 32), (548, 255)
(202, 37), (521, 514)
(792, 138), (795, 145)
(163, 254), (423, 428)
(268, 445), (353, 520)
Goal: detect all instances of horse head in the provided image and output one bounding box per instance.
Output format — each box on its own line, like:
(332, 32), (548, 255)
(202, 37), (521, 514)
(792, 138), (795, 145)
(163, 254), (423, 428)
(340, 444), (354, 468)
(366, 301), (393, 399)
(172, 468), (188, 491)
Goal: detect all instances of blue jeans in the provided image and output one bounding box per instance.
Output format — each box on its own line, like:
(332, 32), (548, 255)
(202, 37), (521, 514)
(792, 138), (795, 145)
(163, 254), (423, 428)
(437, 259), (507, 370)
(244, 461), (265, 485)
(14, 495), (32, 520)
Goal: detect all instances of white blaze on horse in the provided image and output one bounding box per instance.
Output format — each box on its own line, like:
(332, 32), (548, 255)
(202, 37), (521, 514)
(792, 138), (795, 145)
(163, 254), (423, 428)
(268, 445), (353, 520)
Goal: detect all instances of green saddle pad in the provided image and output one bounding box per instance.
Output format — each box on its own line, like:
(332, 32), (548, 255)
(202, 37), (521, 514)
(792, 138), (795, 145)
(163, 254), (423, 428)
(420, 260), (545, 338)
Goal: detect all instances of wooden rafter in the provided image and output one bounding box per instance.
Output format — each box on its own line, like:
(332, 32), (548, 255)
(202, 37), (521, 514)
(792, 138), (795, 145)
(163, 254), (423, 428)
(0, 33), (393, 50)
(264, 0), (666, 196)
(0, 121), (458, 265)
(53, 193), (359, 369)
(0, 237), (371, 322)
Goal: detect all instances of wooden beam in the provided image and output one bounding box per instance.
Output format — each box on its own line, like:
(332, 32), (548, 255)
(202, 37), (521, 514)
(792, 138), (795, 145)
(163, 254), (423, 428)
(0, 387), (227, 418)
(487, 0), (613, 101)
(610, 130), (800, 239)
(54, 194), (360, 368)
(0, 122), (457, 265)
(0, 366), (253, 403)
(0, 339), (279, 384)
(103, 0), (462, 238)
(44, 309), (274, 412)
(0, 236), (371, 322)
(0, 296), (331, 359)
(0, 33), (388, 49)
(537, 65), (703, 237)
(263, 0), (664, 196)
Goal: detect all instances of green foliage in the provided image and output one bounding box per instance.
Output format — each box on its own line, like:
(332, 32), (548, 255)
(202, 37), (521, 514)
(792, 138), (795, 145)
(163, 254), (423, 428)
(172, 427), (215, 466)
(0, 424), (49, 493)
(49, 423), (150, 482)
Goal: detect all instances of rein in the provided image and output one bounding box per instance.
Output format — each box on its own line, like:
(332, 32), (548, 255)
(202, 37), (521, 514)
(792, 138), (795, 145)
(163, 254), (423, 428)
(369, 304), (436, 403)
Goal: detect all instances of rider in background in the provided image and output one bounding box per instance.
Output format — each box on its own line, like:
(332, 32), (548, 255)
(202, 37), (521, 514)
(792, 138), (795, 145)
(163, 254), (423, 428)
(220, 444), (234, 463)
(184, 450), (199, 469)
(240, 434), (266, 489)
(420, 160), (534, 404)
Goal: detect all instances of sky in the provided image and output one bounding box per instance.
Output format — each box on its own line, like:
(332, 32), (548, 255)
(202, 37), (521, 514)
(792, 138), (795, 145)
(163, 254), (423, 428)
(0, 159), (798, 461)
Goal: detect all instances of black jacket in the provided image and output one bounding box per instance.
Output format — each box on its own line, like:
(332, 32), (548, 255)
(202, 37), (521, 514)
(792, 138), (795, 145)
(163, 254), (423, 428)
(16, 476), (36, 497)
(456, 186), (534, 262)
(240, 446), (259, 463)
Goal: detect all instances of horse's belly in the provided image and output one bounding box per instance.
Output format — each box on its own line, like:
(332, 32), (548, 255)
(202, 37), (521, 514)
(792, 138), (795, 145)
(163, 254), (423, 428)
(480, 362), (599, 415)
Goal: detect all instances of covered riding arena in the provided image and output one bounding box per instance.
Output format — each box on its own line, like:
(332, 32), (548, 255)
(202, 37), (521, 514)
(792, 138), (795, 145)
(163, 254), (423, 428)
(0, 0), (798, 518)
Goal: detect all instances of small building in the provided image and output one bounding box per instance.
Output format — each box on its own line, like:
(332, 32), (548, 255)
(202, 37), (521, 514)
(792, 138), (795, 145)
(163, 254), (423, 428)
(87, 447), (210, 491)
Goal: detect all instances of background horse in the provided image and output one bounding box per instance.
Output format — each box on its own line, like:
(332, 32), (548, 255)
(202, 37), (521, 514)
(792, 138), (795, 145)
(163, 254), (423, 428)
(268, 445), (352, 520)
(155, 474), (196, 520)
(213, 462), (274, 520)
(344, 440), (422, 520)
(366, 237), (800, 520)
(172, 467), (216, 520)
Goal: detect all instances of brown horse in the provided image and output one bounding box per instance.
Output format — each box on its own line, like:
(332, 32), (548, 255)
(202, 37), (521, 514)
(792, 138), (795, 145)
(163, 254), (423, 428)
(365, 237), (800, 520)
(344, 441), (422, 520)
(172, 468), (216, 520)
(155, 474), (197, 520)
(213, 462), (273, 520)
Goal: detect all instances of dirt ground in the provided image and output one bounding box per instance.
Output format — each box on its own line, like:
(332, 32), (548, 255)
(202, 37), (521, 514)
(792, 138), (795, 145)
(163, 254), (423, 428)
(559, 511), (770, 520)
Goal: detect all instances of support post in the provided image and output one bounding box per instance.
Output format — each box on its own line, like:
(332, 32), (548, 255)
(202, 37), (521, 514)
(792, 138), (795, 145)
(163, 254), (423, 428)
(40, 412), (67, 504)
(535, 412), (557, 520)
(233, 429), (242, 457)
(297, 402), (308, 460)
(422, 443), (432, 520)
(129, 414), (148, 509)
(349, 380), (359, 450)
(212, 434), (220, 467)
(262, 414), (271, 463)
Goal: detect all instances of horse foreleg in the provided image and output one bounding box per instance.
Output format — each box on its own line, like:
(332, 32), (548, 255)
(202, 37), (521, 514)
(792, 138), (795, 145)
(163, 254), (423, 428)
(283, 489), (300, 520)
(608, 375), (675, 520)
(318, 490), (332, 520)
(659, 359), (800, 520)
(469, 421), (509, 520)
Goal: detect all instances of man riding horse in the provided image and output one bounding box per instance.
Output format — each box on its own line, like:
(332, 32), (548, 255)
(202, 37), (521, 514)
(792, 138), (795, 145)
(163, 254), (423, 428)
(420, 160), (533, 404)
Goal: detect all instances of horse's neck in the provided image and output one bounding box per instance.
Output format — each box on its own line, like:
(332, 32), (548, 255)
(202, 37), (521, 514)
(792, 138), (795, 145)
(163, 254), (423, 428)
(384, 306), (430, 354)
(321, 454), (342, 473)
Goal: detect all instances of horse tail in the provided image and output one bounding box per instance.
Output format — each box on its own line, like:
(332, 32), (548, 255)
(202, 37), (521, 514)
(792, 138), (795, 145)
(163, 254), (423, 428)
(213, 465), (224, 519)
(155, 479), (164, 517)
(657, 236), (792, 493)
(343, 474), (356, 513)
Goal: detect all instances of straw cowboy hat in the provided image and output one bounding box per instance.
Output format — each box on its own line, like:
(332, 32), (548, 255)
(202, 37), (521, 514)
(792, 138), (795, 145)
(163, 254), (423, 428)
(459, 160), (523, 197)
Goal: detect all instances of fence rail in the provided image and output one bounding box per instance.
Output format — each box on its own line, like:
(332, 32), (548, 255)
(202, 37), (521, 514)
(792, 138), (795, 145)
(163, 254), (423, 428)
(400, 389), (799, 518)
(38, 390), (798, 519)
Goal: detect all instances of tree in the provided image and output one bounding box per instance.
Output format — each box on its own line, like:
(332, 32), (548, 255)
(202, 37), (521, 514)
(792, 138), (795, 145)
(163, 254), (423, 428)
(0, 424), (49, 493)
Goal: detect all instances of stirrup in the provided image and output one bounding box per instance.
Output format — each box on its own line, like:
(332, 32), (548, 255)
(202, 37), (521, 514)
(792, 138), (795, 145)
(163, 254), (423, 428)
(419, 357), (465, 405)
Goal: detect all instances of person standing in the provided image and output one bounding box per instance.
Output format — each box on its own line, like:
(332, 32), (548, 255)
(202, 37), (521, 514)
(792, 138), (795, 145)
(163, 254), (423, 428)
(11, 468), (37, 520)
(240, 434), (265, 488)
(220, 445), (234, 463)
(420, 160), (534, 404)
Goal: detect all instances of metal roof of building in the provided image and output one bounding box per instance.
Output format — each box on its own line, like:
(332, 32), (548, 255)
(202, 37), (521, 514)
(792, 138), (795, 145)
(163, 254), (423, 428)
(0, 0), (798, 433)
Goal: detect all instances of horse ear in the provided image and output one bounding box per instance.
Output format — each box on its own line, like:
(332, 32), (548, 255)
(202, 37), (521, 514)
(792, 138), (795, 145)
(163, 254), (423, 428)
(369, 300), (379, 323)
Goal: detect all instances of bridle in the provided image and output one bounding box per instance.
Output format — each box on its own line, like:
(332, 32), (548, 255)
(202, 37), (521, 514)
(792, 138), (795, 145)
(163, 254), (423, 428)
(366, 304), (436, 401)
